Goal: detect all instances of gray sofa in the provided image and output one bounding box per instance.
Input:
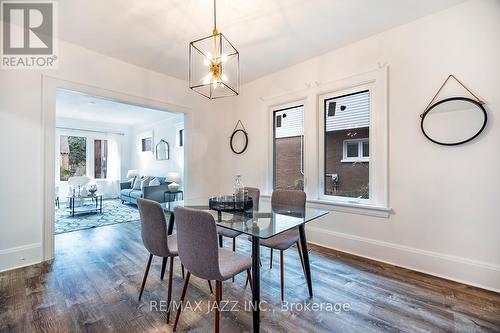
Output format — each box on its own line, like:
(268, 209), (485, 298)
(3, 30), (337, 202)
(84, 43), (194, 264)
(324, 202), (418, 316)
(120, 177), (170, 204)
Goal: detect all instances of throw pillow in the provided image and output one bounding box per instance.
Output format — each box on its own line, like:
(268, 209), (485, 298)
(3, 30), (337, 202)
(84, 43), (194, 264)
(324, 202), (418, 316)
(149, 178), (160, 186)
(141, 177), (152, 191)
(132, 176), (143, 190)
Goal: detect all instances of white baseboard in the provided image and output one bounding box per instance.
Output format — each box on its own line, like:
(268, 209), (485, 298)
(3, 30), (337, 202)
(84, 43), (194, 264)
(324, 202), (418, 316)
(306, 226), (500, 293)
(0, 243), (43, 273)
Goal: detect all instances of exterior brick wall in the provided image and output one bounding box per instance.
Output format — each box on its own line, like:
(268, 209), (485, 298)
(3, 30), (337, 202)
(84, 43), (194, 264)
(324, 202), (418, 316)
(274, 136), (304, 190)
(274, 129), (369, 197)
(325, 127), (369, 198)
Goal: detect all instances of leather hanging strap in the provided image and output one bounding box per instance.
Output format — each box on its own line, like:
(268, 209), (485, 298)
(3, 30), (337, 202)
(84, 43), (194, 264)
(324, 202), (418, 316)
(232, 120), (246, 133)
(422, 74), (484, 117)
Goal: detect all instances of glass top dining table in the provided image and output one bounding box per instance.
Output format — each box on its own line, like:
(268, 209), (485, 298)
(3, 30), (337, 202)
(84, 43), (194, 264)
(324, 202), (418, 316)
(161, 200), (328, 239)
(161, 200), (329, 333)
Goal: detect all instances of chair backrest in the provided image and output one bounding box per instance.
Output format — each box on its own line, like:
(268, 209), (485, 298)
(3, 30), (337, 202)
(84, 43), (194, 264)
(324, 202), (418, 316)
(173, 207), (221, 281)
(245, 187), (260, 211)
(271, 189), (306, 209)
(137, 198), (171, 257)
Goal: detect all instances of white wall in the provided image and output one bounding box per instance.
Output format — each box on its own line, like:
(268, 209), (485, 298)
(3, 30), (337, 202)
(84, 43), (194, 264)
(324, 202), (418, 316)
(218, 0), (500, 291)
(1, 0), (498, 292)
(129, 114), (185, 183)
(0, 39), (226, 272)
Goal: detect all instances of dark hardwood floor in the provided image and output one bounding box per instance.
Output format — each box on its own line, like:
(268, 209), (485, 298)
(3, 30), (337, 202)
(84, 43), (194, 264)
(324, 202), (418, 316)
(1, 221), (499, 333)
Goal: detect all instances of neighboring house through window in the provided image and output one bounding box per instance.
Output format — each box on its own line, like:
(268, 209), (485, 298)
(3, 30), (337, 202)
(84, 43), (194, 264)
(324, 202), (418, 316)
(273, 105), (304, 190)
(268, 67), (388, 214)
(323, 90), (370, 199)
(342, 138), (369, 162)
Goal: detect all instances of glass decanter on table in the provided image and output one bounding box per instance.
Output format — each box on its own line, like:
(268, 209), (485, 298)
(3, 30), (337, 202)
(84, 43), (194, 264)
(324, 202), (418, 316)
(233, 175), (245, 202)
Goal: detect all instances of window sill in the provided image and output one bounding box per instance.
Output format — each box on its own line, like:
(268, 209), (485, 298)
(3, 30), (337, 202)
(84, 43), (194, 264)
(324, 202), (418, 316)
(261, 194), (391, 218)
(307, 199), (391, 218)
(340, 158), (369, 163)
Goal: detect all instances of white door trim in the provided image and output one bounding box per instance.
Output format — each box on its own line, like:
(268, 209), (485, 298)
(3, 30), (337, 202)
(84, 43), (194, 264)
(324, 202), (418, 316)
(42, 75), (190, 261)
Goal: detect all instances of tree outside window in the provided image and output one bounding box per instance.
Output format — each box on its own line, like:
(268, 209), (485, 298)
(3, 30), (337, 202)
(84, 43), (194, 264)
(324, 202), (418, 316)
(60, 135), (87, 181)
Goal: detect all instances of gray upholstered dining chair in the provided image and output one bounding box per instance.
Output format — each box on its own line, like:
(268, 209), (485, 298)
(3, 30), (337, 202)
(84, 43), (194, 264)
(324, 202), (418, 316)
(216, 187), (260, 281)
(137, 198), (179, 323)
(173, 206), (253, 333)
(259, 189), (307, 302)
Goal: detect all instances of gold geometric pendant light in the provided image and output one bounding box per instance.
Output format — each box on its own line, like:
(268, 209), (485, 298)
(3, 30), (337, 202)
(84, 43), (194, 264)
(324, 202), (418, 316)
(189, 0), (239, 99)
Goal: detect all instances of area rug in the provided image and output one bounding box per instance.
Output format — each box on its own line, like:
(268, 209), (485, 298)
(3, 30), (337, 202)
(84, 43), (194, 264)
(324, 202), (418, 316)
(55, 198), (141, 234)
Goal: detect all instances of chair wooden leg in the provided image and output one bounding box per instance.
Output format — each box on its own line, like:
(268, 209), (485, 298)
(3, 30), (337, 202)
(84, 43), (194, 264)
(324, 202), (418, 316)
(232, 238), (236, 282)
(280, 250), (284, 302)
(218, 235), (223, 248)
(270, 248), (273, 269)
(246, 269), (253, 292)
(296, 241), (306, 278)
(173, 271), (191, 331)
(166, 257), (174, 323)
(215, 280), (222, 333)
(138, 254), (153, 301)
(207, 280), (213, 294)
(181, 264), (185, 279)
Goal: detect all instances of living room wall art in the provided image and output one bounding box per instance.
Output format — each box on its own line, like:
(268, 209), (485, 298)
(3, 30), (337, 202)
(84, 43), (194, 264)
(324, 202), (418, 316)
(141, 137), (152, 152)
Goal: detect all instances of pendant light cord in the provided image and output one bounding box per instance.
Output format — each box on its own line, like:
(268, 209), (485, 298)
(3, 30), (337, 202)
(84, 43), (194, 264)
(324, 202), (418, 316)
(213, 0), (217, 34)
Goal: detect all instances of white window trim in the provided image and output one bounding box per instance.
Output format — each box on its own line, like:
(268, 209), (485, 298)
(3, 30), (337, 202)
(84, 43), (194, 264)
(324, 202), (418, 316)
(341, 138), (369, 163)
(264, 66), (389, 216)
(56, 130), (109, 181)
(317, 67), (388, 210)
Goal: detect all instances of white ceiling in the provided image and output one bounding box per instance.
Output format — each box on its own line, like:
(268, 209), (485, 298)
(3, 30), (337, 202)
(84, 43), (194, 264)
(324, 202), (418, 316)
(58, 0), (467, 83)
(56, 89), (180, 127)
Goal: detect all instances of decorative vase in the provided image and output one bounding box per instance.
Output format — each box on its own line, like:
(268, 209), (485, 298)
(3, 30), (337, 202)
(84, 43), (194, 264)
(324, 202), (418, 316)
(88, 184), (98, 194)
(168, 182), (180, 192)
(233, 175), (244, 202)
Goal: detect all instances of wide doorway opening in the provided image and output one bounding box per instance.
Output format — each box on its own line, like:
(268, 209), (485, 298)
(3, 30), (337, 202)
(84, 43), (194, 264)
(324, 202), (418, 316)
(54, 88), (185, 234)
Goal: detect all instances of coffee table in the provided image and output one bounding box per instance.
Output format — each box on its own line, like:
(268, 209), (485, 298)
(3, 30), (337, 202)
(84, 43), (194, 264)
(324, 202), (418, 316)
(66, 193), (103, 217)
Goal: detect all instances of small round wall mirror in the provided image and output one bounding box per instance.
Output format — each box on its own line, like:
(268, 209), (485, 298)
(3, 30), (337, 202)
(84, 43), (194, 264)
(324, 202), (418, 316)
(420, 97), (487, 146)
(230, 129), (248, 154)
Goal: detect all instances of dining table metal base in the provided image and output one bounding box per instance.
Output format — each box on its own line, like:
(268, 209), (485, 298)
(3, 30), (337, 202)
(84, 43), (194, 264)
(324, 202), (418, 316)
(251, 236), (260, 333)
(298, 225), (313, 297)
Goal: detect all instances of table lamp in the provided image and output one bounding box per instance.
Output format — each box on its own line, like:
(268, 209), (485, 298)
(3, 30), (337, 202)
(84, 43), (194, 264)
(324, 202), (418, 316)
(166, 172), (181, 192)
(126, 170), (139, 180)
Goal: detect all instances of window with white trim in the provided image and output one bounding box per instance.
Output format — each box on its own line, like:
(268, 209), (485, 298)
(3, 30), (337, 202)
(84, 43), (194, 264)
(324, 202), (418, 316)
(322, 90), (370, 199)
(267, 68), (388, 213)
(342, 138), (369, 163)
(59, 134), (109, 181)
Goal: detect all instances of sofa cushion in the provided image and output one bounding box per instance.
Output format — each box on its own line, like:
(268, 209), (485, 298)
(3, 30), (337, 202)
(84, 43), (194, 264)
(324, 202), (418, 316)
(141, 177), (152, 191)
(129, 190), (143, 199)
(120, 189), (134, 197)
(132, 177), (143, 190)
(149, 178), (161, 186)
